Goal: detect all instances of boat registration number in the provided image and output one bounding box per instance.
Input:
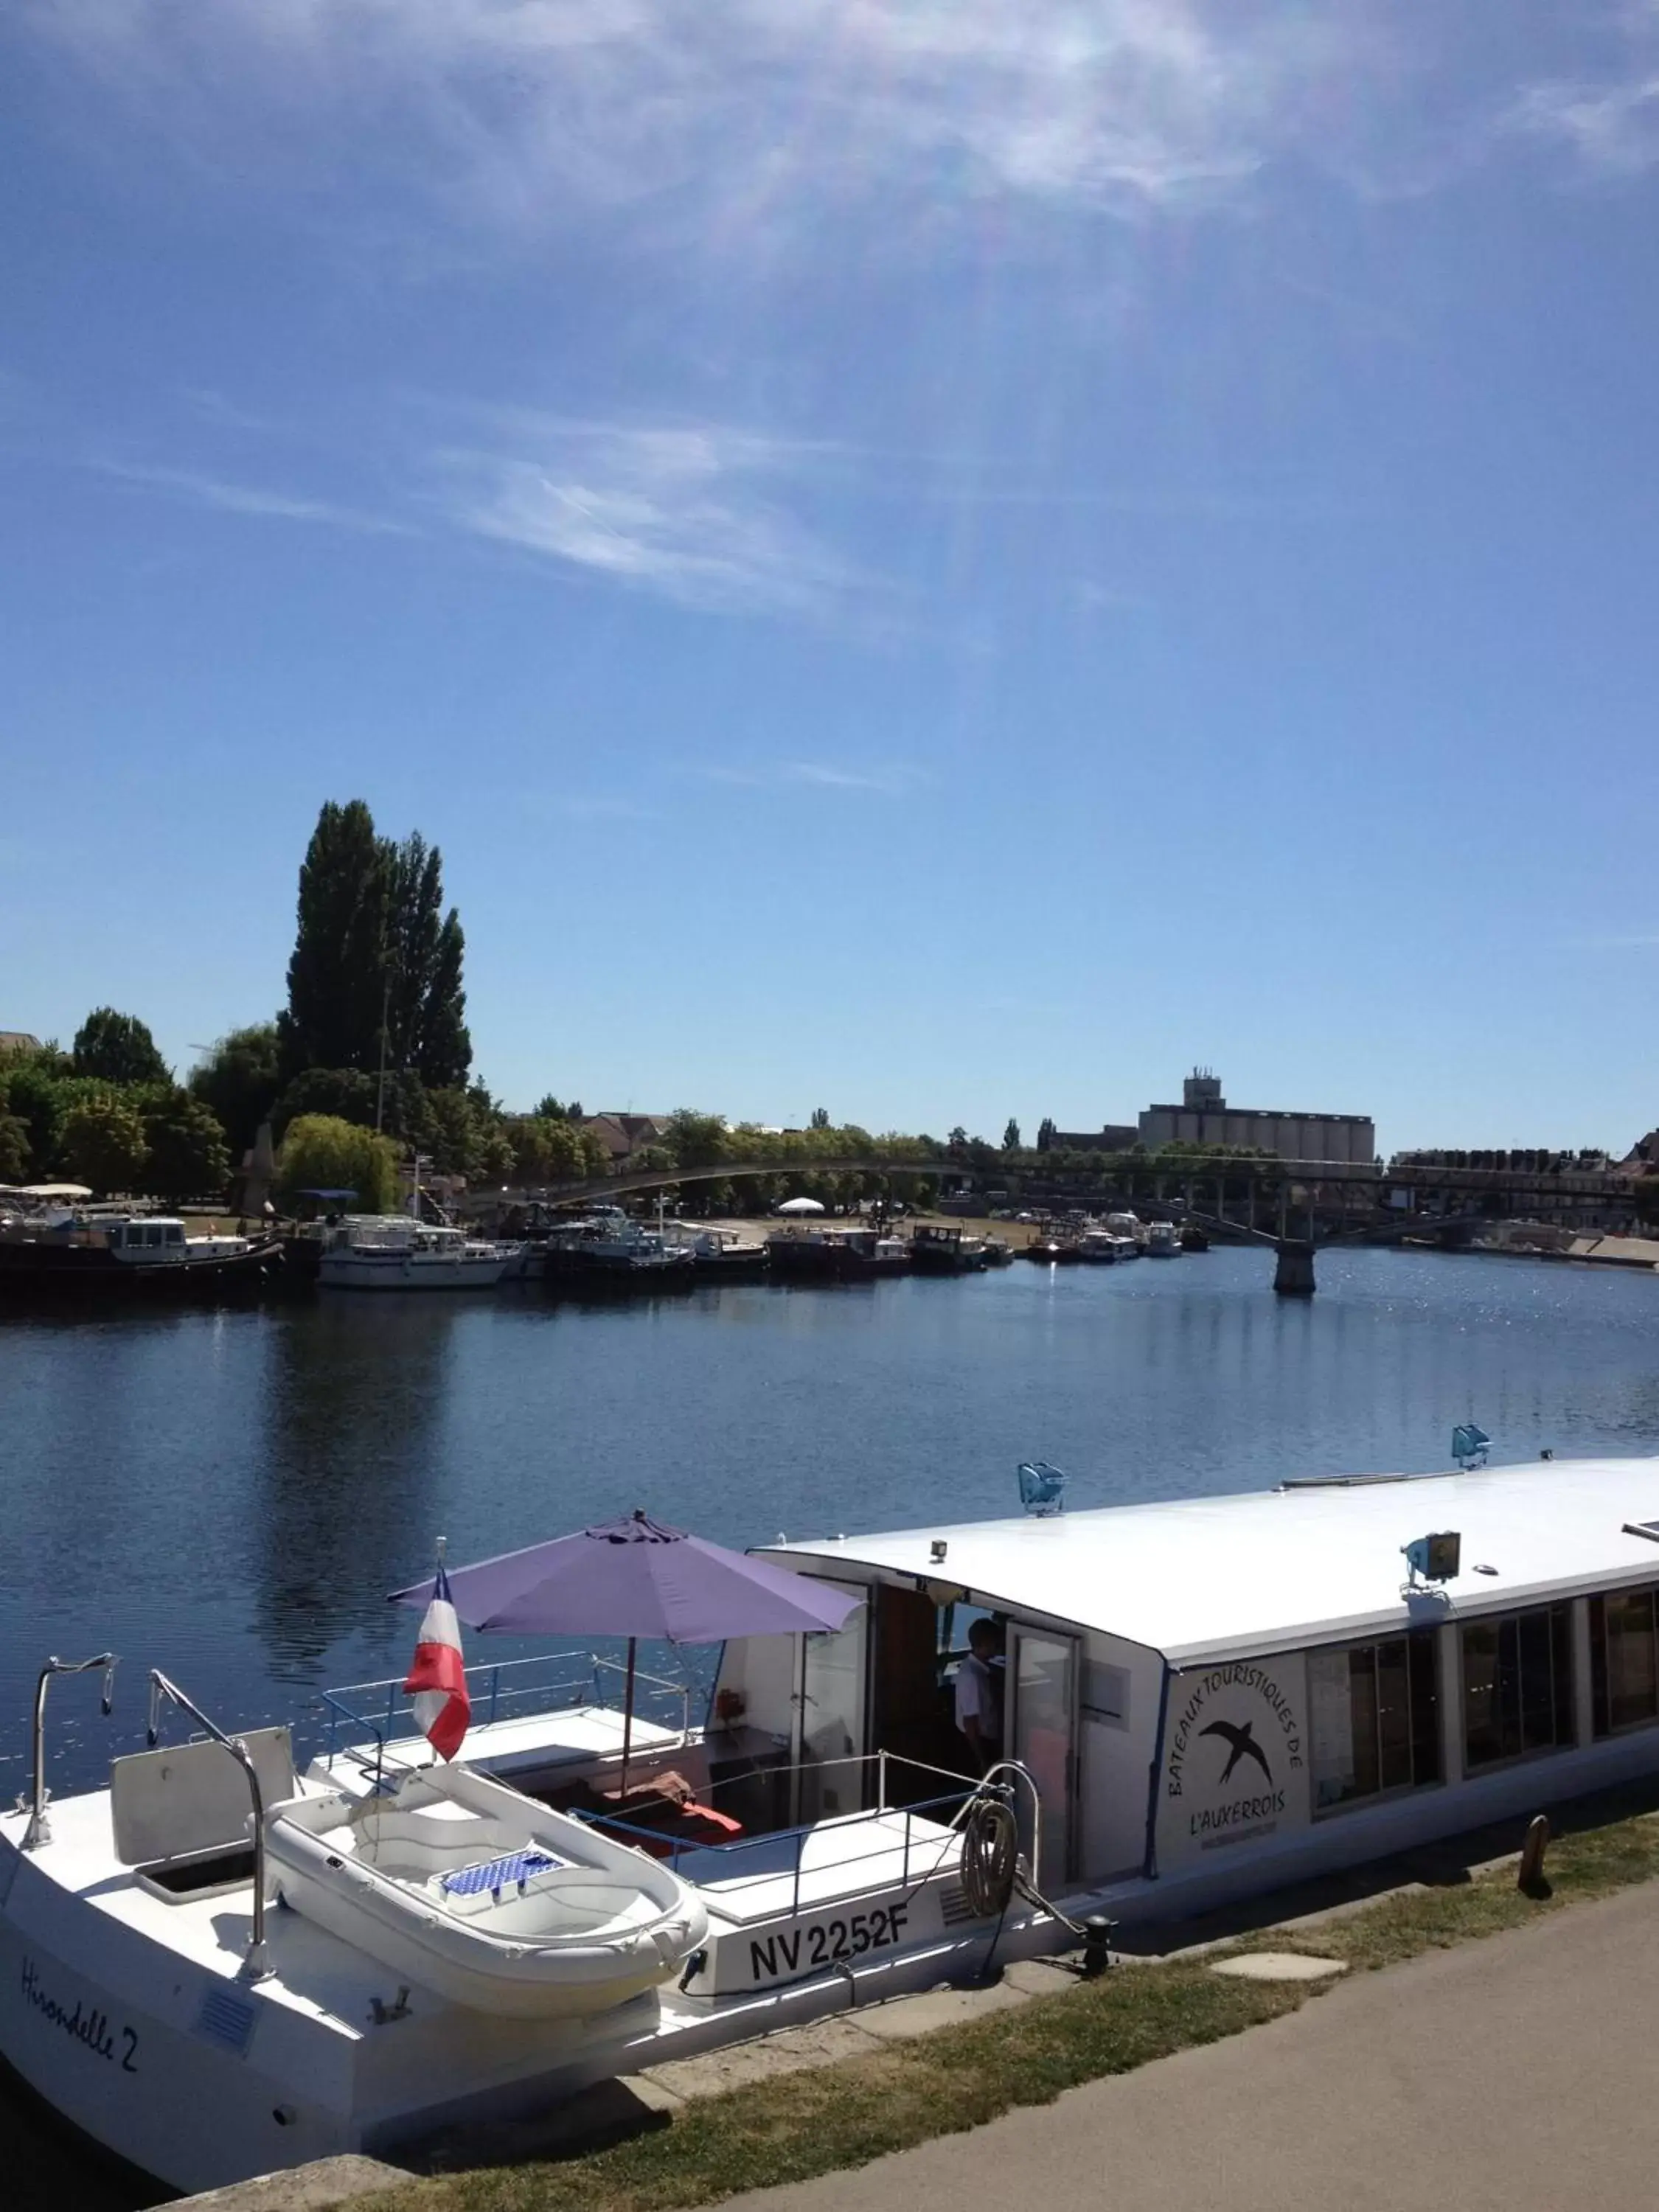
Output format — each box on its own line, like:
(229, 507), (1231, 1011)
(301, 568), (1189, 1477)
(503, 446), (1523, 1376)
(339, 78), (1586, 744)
(745, 1900), (911, 1987)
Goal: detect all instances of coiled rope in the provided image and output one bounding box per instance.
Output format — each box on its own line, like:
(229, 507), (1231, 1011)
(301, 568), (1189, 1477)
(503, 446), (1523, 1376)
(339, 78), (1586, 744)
(960, 1788), (1104, 1952)
(960, 1793), (1020, 1919)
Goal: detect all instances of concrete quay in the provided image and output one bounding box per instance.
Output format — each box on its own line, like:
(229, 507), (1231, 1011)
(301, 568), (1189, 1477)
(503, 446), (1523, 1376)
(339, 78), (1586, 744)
(728, 1881), (1659, 2212)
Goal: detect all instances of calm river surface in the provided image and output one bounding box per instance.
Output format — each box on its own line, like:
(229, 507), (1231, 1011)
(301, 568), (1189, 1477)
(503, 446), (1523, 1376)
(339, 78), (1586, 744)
(7, 1245), (1659, 1804)
(6, 1244), (1659, 2201)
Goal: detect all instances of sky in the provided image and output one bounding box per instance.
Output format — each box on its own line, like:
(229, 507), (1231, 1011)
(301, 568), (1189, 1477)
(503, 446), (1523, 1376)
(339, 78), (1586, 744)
(4, 1), (1659, 1154)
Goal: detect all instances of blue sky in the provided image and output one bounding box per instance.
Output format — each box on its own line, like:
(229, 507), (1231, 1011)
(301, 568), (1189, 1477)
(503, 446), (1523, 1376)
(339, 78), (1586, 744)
(4, 1), (1659, 1153)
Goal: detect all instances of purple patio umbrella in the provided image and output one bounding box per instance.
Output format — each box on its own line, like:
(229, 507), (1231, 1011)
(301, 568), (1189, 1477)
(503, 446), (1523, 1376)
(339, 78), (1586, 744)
(392, 1509), (863, 1784)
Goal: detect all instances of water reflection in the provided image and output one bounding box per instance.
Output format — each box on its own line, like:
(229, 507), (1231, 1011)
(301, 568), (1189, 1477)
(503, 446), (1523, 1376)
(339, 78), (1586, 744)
(249, 1301), (454, 1683)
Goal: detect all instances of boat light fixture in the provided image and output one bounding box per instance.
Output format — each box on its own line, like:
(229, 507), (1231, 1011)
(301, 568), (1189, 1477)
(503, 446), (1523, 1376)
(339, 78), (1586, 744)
(1402, 1531), (1461, 1587)
(930, 1539), (948, 1564)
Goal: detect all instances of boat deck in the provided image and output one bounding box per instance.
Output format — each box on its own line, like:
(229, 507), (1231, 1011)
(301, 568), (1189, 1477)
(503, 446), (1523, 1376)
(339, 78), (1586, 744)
(679, 1809), (964, 1927)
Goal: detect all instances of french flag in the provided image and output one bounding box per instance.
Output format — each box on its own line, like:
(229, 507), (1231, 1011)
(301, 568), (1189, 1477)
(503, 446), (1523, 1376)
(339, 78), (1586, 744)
(403, 1565), (471, 1761)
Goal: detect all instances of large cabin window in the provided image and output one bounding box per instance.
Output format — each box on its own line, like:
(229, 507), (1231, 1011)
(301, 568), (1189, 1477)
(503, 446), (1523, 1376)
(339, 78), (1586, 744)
(1462, 1605), (1573, 1768)
(1590, 1589), (1659, 1736)
(1308, 1632), (1440, 1811)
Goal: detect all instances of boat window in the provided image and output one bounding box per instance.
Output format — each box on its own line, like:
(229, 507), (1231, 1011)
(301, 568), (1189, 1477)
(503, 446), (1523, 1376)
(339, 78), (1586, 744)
(145, 1222), (165, 1248)
(165, 1224), (184, 1245)
(1590, 1589), (1659, 1736)
(1462, 1604), (1573, 1768)
(1308, 1630), (1439, 1811)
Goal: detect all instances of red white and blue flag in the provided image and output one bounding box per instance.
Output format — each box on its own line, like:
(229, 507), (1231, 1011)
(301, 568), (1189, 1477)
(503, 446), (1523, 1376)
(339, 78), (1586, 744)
(403, 1564), (470, 1761)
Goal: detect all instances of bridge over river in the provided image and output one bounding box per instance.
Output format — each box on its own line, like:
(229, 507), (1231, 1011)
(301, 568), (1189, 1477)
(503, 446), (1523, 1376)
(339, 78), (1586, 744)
(477, 1151), (1640, 1298)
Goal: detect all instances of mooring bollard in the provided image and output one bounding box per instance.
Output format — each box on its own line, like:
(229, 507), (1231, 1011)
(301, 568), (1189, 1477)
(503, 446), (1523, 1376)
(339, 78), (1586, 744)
(1518, 1812), (1551, 1896)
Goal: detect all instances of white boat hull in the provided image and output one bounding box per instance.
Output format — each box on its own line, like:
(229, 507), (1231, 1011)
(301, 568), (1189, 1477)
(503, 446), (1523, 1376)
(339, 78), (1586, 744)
(319, 1252), (509, 1290)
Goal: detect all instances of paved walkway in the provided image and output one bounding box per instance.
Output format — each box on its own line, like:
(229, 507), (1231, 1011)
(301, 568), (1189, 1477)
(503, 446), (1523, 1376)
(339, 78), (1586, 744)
(729, 1884), (1659, 2212)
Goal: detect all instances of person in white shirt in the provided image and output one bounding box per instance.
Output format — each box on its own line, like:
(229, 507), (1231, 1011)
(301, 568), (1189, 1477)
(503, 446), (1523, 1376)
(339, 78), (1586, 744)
(953, 1618), (1005, 1773)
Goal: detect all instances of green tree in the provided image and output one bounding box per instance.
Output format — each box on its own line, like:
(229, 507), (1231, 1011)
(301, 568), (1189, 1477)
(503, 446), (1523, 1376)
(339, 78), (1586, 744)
(189, 1022), (283, 1158)
(810, 1106), (831, 1130)
(72, 1007), (170, 1087)
(141, 1091), (232, 1201)
(1, 1064), (66, 1177)
(1004, 1119), (1021, 1150)
(279, 799), (389, 1078)
(276, 1114), (399, 1213)
(384, 832), (472, 1089)
(60, 1095), (149, 1193)
(422, 1087), (485, 1178)
(272, 1066), (382, 1139)
(666, 1110), (728, 1170)
(1036, 1116), (1057, 1151)
(0, 1110), (29, 1182)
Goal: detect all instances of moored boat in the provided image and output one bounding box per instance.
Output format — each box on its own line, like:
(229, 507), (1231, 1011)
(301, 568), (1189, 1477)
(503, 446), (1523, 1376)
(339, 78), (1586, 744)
(17, 1451), (1659, 2192)
(765, 1226), (907, 1281)
(0, 1200), (282, 1296)
(677, 1225), (771, 1279)
(909, 1225), (989, 1274)
(317, 1216), (517, 1290)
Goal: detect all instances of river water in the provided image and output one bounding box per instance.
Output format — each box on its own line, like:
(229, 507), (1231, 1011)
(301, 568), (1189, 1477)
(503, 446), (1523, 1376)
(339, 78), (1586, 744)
(5, 1245), (1659, 2198)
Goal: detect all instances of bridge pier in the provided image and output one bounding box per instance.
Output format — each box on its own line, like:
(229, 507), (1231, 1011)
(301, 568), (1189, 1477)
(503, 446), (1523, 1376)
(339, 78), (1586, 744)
(1273, 1239), (1317, 1297)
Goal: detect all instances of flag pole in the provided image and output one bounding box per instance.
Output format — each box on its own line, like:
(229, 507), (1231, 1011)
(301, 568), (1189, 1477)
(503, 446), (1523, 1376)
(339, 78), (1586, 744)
(621, 1635), (638, 1795)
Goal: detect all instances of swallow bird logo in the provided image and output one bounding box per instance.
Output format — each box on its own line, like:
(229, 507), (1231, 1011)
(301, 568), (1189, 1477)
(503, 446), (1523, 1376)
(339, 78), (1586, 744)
(1200, 1719), (1273, 1786)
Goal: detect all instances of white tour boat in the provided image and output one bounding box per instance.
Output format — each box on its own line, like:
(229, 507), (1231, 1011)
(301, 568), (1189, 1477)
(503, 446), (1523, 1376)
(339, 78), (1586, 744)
(15, 1450), (1659, 2191)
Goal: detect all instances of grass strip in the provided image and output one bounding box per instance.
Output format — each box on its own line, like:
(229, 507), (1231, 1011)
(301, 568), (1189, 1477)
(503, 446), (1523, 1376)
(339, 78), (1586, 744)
(361, 1799), (1659, 2212)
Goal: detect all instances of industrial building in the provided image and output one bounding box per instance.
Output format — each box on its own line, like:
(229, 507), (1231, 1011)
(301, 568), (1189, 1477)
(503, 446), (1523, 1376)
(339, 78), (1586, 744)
(1137, 1070), (1375, 1166)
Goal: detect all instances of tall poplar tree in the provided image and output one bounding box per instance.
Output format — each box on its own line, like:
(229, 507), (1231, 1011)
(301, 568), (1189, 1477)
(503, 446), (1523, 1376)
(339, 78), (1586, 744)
(383, 832), (471, 1088)
(279, 801), (472, 1093)
(279, 800), (389, 1077)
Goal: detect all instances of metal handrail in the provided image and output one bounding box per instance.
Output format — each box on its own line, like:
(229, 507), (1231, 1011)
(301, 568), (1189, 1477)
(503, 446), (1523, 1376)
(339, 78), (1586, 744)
(319, 1647), (697, 1766)
(18, 1653), (117, 1850)
(577, 1784), (975, 1918)
(147, 1672), (273, 1982)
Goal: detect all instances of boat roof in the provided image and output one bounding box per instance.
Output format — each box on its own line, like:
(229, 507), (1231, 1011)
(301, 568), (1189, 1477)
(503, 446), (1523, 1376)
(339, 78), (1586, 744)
(767, 1455), (1659, 1668)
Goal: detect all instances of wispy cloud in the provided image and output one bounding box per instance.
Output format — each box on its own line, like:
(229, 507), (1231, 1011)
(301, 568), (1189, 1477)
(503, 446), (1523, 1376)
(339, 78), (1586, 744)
(89, 459), (411, 535)
(1509, 6), (1659, 177)
(21, 0), (1374, 240)
(696, 759), (919, 796)
(1512, 73), (1659, 175)
(427, 417), (864, 616)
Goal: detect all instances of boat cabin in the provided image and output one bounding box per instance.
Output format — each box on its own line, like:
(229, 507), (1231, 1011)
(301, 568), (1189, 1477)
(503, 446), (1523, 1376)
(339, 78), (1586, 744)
(732, 1456), (1659, 1917)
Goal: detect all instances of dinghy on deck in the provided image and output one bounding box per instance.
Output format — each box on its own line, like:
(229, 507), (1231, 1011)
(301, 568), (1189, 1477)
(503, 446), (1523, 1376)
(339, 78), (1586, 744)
(266, 1762), (707, 2018)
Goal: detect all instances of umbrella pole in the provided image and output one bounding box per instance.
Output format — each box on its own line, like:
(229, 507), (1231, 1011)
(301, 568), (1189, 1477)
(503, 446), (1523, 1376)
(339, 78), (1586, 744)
(620, 1635), (637, 1795)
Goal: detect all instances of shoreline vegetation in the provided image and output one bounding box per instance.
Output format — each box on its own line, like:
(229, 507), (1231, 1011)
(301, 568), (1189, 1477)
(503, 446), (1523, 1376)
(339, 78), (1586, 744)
(10, 796), (1656, 1234)
(0, 799), (1307, 1223)
(358, 1781), (1659, 2212)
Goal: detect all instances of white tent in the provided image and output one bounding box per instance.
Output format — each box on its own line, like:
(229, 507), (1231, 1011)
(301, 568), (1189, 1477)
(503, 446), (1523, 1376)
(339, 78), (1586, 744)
(776, 1195), (826, 1216)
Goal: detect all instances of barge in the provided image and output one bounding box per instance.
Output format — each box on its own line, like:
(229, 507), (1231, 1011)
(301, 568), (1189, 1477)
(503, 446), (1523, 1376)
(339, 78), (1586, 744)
(10, 1452), (1659, 2190)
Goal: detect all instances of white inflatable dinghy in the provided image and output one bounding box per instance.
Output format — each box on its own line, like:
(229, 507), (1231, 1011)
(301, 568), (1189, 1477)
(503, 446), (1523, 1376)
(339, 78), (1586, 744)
(266, 1761), (708, 2017)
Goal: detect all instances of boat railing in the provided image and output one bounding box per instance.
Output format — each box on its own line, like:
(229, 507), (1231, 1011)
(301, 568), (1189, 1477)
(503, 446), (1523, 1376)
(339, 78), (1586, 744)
(575, 1749), (1043, 1926)
(319, 1647), (698, 1772)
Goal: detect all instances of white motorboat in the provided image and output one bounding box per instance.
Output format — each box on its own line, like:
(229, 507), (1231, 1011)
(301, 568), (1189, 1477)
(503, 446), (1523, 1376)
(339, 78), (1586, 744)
(266, 1761), (707, 2019)
(317, 1216), (516, 1290)
(1144, 1220), (1180, 1257)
